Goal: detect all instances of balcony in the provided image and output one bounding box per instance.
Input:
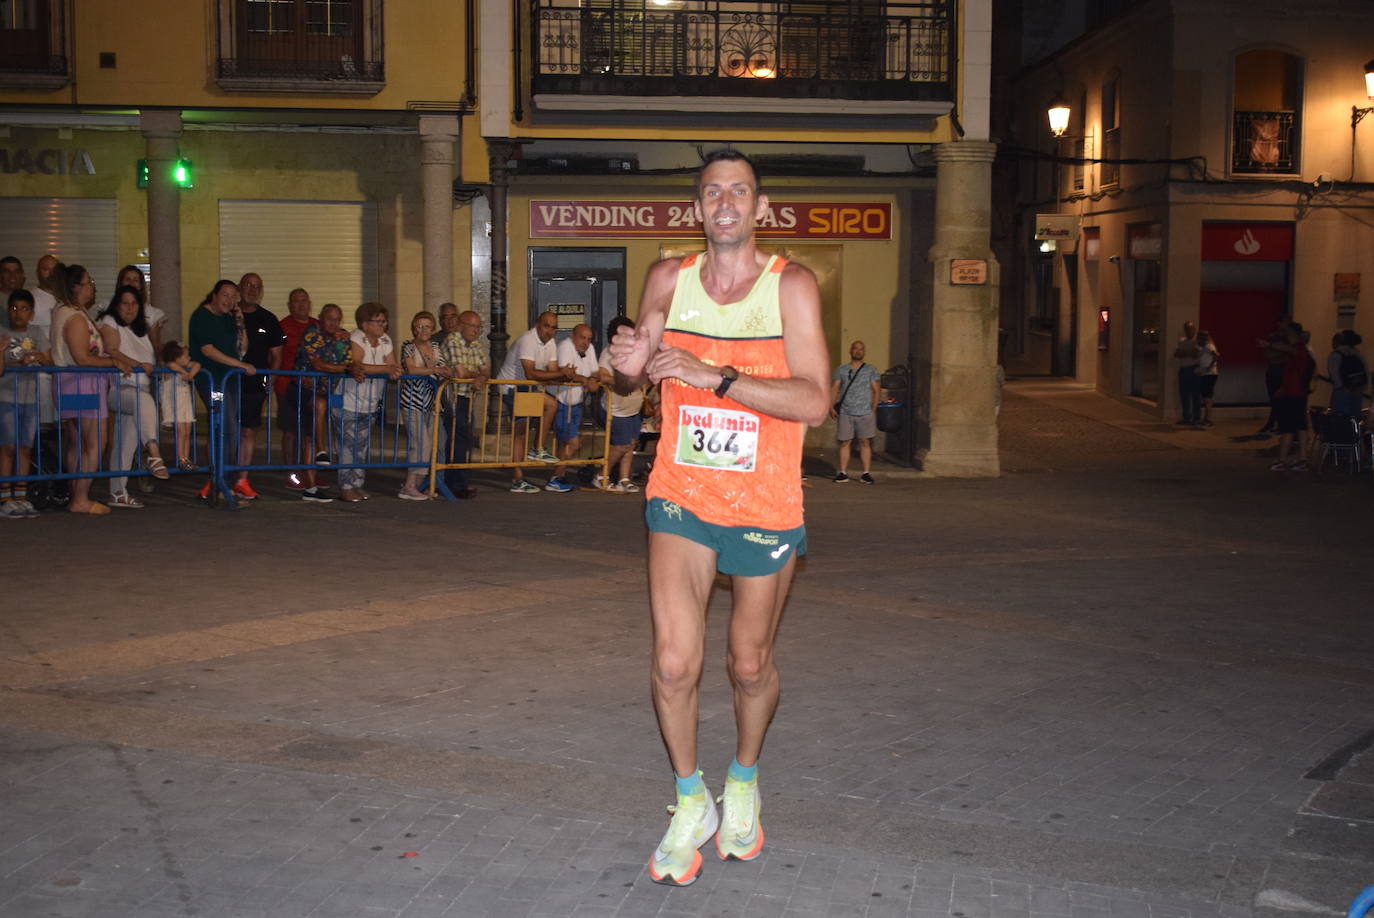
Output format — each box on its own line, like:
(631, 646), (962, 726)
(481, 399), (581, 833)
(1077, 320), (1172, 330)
(215, 0), (384, 95)
(525, 0), (954, 120)
(0, 0), (69, 90)
(1232, 110), (1298, 175)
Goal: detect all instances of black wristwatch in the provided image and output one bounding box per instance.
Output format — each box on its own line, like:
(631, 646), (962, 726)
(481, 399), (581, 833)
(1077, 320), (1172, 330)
(714, 365), (739, 399)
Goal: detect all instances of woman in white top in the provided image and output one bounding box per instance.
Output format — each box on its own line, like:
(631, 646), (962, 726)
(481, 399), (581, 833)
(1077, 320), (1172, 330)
(52, 263), (135, 515)
(98, 285), (170, 507)
(116, 265), (167, 355)
(338, 301), (402, 501)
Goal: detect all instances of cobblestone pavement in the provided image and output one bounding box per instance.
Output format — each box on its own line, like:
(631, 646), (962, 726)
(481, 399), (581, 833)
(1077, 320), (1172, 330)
(1, 381), (1370, 918)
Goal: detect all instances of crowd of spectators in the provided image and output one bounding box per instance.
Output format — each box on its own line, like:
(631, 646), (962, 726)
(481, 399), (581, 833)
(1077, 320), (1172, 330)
(0, 255), (655, 517)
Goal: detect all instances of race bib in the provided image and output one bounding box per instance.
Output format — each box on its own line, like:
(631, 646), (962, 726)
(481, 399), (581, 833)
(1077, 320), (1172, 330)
(675, 406), (758, 473)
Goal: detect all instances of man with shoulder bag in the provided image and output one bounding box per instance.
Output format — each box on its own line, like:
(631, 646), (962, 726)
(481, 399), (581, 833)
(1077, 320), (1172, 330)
(829, 339), (881, 483)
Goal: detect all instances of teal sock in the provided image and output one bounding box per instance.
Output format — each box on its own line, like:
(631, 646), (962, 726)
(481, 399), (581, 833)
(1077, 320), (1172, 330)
(727, 758), (758, 783)
(674, 769), (705, 797)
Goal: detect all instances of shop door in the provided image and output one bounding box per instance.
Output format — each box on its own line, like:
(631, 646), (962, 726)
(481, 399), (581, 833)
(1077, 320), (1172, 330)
(1199, 222), (1293, 405)
(1057, 253), (1079, 377)
(1127, 223), (1163, 401)
(528, 248), (626, 351)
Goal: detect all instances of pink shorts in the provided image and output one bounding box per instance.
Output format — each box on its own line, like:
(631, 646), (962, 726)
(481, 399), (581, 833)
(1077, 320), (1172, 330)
(54, 371), (110, 420)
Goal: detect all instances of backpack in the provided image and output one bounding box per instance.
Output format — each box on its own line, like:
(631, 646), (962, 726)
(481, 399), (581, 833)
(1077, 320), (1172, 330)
(1339, 351), (1369, 390)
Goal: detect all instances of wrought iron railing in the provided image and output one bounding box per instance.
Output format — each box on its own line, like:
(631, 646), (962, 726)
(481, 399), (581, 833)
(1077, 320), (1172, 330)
(215, 0), (384, 88)
(0, 0), (68, 82)
(1232, 110), (1297, 174)
(217, 57), (384, 82)
(528, 0), (954, 102)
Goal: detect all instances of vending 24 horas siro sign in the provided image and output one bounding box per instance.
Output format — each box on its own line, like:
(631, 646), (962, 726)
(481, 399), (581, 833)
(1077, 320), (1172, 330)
(530, 200), (891, 240)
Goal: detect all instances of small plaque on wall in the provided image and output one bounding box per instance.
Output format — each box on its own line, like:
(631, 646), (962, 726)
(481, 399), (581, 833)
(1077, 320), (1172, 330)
(950, 259), (987, 285)
(1334, 273), (1360, 300)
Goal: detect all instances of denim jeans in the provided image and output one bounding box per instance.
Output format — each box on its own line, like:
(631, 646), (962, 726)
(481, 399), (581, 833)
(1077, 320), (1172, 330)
(1177, 368), (1201, 425)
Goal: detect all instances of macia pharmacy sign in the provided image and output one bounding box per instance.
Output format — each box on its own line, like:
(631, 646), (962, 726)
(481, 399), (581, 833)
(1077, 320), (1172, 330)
(530, 200), (891, 240)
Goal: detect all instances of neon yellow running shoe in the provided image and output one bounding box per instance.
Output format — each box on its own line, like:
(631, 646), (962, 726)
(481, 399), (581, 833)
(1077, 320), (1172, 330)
(715, 777), (764, 861)
(647, 790), (719, 886)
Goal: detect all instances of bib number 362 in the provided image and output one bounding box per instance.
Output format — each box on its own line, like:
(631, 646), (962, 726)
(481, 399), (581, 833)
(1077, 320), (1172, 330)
(675, 406), (758, 473)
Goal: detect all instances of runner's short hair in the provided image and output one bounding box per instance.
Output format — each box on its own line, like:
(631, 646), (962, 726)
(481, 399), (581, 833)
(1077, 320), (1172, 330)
(695, 148), (761, 197)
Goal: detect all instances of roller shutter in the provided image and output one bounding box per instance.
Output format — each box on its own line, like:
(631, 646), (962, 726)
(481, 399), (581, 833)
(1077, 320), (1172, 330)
(0, 197), (118, 292)
(218, 200), (378, 316)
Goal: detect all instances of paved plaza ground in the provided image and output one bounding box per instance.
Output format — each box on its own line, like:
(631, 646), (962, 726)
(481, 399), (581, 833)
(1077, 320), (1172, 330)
(1, 380), (1371, 918)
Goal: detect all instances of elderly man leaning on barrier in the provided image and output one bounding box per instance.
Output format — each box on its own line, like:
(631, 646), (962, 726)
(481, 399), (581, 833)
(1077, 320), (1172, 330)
(496, 310), (573, 494)
(596, 315), (645, 493)
(278, 287), (318, 490)
(546, 322), (602, 494)
(293, 303), (353, 503)
(438, 310), (488, 500)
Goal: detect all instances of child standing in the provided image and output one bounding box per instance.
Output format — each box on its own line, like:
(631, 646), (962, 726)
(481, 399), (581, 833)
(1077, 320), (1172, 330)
(0, 290), (52, 517)
(159, 341), (201, 470)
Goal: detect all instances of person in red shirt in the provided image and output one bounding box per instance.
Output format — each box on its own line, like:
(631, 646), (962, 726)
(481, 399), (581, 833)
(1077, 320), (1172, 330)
(277, 287), (318, 488)
(1271, 321), (1315, 472)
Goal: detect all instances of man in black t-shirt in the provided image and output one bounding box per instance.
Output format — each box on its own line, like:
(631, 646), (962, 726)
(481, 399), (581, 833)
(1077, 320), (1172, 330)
(234, 272), (285, 499)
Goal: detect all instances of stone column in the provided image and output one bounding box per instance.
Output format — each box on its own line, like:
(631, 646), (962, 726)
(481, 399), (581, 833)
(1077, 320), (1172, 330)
(418, 115), (460, 311)
(486, 141), (514, 368)
(140, 110), (183, 333)
(921, 140), (1000, 477)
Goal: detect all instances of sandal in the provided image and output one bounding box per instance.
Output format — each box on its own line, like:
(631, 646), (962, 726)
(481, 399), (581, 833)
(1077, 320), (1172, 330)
(69, 502), (111, 515)
(178, 458), (196, 471)
(109, 491), (145, 509)
(146, 455), (170, 480)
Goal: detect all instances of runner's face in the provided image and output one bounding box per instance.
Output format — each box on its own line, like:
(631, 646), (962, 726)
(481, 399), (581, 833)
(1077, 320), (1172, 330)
(695, 159), (767, 247)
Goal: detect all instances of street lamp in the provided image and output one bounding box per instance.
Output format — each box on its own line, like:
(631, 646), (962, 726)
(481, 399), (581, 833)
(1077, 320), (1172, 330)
(1353, 59), (1374, 128)
(1350, 59), (1374, 179)
(1047, 99), (1072, 138)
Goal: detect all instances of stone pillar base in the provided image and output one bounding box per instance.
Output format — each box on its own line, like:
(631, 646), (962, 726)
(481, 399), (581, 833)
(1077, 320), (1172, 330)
(923, 140), (1000, 478)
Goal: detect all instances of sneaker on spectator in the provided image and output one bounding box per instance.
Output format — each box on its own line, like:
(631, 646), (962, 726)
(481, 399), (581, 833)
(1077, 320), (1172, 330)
(833, 471), (849, 483)
(197, 481), (212, 499)
(398, 487), (430, 501)
(860, 473), (875, 484)
(545, 477), (574, 493)
(286, 472), (308, 490)
(232, 479), (260, 500)
(618, 478), (640, 493)
(0, 500), (25, 519)
(527, 447), (558, 463)
(16, 499), (38, 518)
(592, 474), (606, 490)
(301, 487), (333, 503)
(510, 479), (540, 494)
(314, 451), (332, 466)
(1289, 461), (1310, 472)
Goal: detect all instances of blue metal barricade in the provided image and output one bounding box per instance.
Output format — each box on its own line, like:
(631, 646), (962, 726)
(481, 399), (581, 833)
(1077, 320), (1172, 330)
(214, 367), (437, 507)
(0, 365), (210, 509)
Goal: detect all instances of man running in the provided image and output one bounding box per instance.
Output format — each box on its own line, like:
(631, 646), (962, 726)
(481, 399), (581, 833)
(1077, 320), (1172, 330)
(609, 149), (829, 886)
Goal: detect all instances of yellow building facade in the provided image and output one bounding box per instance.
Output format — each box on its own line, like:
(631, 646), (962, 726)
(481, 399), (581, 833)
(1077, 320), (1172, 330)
(1, 0), (1000, 474)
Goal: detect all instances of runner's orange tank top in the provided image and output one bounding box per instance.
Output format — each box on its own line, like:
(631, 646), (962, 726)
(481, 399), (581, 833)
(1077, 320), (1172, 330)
(645, 253), (804, 530)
